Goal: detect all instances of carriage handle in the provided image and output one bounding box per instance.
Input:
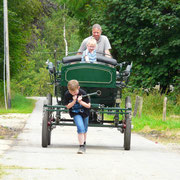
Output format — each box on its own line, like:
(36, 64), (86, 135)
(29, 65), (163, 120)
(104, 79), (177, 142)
(81, 90), (101, 98)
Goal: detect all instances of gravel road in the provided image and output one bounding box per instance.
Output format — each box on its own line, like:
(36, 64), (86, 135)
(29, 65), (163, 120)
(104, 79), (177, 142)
(0, 97), (180, 180)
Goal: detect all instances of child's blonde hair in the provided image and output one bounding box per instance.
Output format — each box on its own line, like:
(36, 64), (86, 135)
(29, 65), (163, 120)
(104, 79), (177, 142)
(87, 38), (97, 46)
(67, 80), (79, 91)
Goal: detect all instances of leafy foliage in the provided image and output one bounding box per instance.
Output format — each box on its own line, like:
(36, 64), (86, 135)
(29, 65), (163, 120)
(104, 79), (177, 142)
(58, 0), (107, 38)
(97, 0), (180, 92)
(0, 0), (179, 103)
(0, 0), (81, 98)
(13, 4), (81, 96)
(0, 0), (43, 80)
(56, 0), (179, 95)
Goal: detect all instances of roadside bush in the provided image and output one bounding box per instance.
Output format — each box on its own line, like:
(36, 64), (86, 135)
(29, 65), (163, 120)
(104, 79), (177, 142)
(11, 66), (53, 97)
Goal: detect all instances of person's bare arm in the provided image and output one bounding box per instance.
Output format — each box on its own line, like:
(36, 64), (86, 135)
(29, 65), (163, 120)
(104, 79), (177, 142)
(77, 52), (82, 55)
(66, 95), (77, 109)
(78, 96), (91, 108)
(105, 49), (112, 58)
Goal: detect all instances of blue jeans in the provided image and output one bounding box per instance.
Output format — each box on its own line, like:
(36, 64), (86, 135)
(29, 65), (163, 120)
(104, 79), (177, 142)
(73, 115), (89, 134)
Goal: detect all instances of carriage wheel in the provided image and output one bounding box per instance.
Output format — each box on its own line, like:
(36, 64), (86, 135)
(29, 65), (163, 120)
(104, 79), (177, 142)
(42, 110), (49, 147)
(124, 96), (132, 150)
(47, 93), (52, 145)
(42, 93), (52, 147)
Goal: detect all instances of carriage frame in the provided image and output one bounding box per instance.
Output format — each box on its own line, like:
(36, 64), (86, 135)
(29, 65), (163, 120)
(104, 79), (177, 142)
(42, 54), (132, 150)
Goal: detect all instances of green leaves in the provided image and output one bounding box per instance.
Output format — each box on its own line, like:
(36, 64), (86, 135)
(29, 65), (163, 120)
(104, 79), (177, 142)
(0, 0), (44, 80)
(1, 0), (179, 98)
(0, 0), (82, 97)
(97, 0), (180, 92)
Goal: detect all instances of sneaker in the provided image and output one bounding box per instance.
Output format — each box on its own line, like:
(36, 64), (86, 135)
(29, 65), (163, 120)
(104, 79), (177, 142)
(77, 145), (85, 154)
(84, 142), (86, 152)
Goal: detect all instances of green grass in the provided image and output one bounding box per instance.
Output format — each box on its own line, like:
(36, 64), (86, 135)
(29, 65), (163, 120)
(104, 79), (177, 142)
(0, 164), (8, 179)
(0, 94), (36, 114)
(104, 89), (180, 134)
(132, 114), (180, 132)
(104, 113), (180, 133)
(0, 164), (64, 179)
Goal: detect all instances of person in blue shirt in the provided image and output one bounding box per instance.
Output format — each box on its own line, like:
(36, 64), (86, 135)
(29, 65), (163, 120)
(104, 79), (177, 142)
(81, 38), (97, 62)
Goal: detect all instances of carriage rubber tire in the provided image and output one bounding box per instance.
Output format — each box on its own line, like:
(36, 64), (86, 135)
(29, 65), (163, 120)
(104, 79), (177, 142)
(47, 93), (52, 145)
(124, 96), (132, 150)
(48, 126), (51, 145)
(42, 110), (49, 147)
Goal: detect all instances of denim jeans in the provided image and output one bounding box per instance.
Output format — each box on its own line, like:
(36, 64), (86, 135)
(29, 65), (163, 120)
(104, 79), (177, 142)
(73, 115), (89, 133)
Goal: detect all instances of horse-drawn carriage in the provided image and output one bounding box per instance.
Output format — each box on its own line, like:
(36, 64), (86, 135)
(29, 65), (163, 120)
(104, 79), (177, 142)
(42, 54), (132, 150)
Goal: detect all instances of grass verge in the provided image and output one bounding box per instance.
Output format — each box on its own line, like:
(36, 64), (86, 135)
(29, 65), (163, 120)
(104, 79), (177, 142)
(133, 114), (180, 144)
(133, 114), (180, 132)
(0, 164), (64, 179)
(0, 94), (36, 114)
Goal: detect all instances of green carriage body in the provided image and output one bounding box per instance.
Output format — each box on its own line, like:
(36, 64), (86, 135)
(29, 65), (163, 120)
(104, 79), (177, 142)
(59, 63), (117, 107)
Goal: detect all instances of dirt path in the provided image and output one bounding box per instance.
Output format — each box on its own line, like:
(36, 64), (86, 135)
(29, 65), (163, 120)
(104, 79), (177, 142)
(0, 98), (180, 180)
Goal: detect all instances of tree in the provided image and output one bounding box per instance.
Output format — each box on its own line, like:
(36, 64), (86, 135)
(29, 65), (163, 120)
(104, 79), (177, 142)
(0, 0), (43, 80)
(6, 0), (81, 96)
(96, 0), (180, 92)
(58, 0), (106, 38)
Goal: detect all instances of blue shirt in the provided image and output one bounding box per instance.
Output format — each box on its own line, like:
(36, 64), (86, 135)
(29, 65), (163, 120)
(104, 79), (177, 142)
(81, 49), (96, 62)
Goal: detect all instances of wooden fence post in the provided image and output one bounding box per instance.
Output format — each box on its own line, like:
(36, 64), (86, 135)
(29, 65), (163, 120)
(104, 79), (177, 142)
(163, 97), (167, 121)
(138, 97), (143, 118)
(133, 96), (140, 117)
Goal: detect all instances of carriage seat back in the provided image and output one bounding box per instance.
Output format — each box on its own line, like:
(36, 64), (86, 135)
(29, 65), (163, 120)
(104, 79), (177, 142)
(60, 62), (117, 106)
(62, 55), (117, 66)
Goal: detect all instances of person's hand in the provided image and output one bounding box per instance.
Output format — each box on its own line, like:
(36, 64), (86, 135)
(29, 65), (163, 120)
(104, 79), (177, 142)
(85, 55), (89, 62)
(73, 95), (77, 101)
(77, 95), (82, 103)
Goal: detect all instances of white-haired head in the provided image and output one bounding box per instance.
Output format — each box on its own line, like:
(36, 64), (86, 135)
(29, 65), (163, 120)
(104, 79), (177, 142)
(92, 24), (102, 41)
(92, 24), (102, 31)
